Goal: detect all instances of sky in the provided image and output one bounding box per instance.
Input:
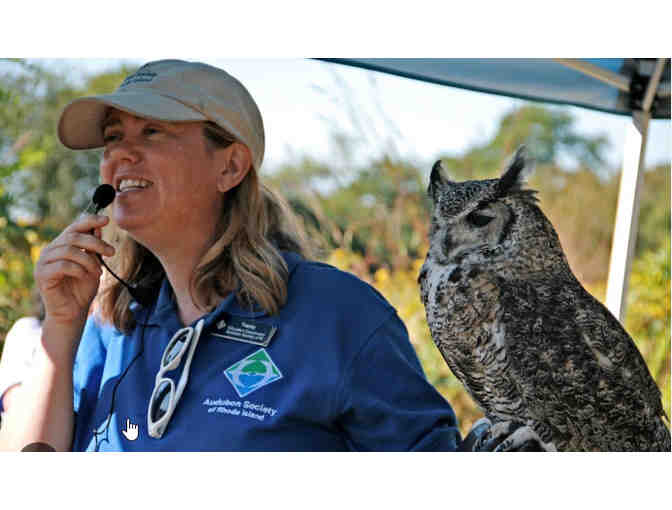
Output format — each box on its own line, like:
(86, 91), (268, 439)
(35, 58), (670, 179)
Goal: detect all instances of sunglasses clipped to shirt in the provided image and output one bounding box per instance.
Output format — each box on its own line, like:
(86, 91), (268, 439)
(148, 318), (205, 439)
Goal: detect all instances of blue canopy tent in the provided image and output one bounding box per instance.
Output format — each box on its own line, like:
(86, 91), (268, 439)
(319, 58), (671, 322)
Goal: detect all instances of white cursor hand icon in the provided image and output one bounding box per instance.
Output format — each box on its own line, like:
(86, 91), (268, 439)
(121, 418), (139, 441)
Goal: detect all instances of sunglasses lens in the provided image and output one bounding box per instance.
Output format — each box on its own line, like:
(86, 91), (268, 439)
(150, 380), (173, 422)
(163, 332), (190, 367)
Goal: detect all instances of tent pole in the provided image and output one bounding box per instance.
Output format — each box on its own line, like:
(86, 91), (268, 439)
(605, 111), (650, 322)
(553, 59), (630, 91)
(605, 59), (665, 322)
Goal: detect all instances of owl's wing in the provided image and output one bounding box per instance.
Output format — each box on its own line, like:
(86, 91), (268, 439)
(500, 275), (669, 451)
(573, 285), (670, 449)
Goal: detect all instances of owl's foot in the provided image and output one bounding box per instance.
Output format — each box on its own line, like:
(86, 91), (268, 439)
(490, 421), (556, 451)
(460, 417), (556, 452)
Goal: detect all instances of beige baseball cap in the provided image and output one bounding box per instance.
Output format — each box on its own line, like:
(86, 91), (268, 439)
(57, 59), (265, 171)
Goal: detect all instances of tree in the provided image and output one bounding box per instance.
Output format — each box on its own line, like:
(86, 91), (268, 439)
(0, 76), (35, 350)
(439, 105), (611, 181)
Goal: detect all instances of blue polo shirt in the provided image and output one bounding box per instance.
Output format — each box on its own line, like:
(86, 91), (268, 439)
(72, 252), (460, 451)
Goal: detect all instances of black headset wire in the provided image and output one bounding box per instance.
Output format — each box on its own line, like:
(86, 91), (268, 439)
(86, 186), (155, 308)
(92, 317), (149, 451)
(84, 194), (153, 450)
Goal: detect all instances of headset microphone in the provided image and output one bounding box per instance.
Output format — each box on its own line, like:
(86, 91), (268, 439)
(89, 184), (155, 307)
(92, 183), (116, 211)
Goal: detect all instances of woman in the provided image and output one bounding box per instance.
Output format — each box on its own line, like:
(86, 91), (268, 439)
(0, 60), (518, 451)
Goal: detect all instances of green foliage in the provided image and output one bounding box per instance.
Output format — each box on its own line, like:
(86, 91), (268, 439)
(636, 163), (670, 255)
(625, 235), (671, 419)
(0, 79), (36, 354)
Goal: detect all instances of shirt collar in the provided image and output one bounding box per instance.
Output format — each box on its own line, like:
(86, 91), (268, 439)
(130, 250), (303, 327)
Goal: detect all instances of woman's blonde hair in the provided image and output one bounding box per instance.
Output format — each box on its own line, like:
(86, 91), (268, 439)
(97, 121), (313, 333)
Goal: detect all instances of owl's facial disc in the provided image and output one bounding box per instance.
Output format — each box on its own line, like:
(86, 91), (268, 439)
(427, 146), (532, 265)
(433, 200), (514, 264)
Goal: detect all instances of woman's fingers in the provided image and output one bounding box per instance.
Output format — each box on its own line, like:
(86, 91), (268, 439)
(40, 245), (103, 280)
(52, 231), (115, 258)
(51, 215), (115, 257)
(39, 260), (99, 291)
(70, 213), (110, 233)
(34, 214), (116, 323)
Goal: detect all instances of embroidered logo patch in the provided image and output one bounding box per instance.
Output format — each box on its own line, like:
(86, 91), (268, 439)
(223, 348), (283, 398)
(120, 70), (157, 88)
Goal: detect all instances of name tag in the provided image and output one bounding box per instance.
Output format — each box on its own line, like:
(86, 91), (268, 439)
(212, 317), (277, 347)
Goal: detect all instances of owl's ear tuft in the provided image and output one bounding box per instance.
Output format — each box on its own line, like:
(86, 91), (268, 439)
(428, 160), (452, 199)
(497, 146), (535, 196)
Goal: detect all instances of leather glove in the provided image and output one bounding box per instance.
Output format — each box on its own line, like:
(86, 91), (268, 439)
(459, 417), (552, 452)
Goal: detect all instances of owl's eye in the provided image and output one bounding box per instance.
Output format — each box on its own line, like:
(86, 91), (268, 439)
(466, 211), (494, 227)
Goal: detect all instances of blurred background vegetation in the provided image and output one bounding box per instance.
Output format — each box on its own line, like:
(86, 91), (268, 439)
(1, 60), (669, 437)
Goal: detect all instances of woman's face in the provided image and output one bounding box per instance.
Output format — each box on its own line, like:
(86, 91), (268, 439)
(99, 109), (226, 248)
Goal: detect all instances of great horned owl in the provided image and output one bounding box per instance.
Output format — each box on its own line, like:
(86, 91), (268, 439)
(418, 146), (670, 452)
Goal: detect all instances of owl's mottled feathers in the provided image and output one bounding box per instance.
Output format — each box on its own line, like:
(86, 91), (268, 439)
(419, 146), (670, 451)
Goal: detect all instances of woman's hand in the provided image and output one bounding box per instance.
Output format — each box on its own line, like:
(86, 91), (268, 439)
(34, 214), (115, 326)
